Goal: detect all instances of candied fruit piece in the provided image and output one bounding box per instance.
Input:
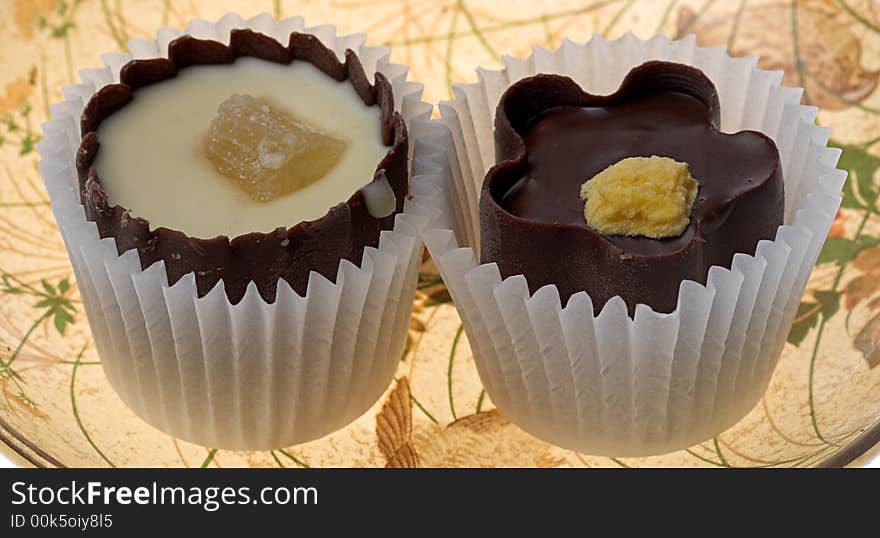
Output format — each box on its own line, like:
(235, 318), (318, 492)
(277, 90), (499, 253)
(579, 155), (698, 239)
(203, 94), (348, 202)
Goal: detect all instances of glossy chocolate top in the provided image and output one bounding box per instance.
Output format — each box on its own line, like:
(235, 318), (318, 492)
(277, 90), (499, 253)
(480, 62), (784, 314)
(501, 91), (778, 256)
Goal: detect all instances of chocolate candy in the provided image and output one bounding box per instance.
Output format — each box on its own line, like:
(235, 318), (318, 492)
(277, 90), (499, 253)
(77, 29), (408, 304)
(480, 61), (783, 315)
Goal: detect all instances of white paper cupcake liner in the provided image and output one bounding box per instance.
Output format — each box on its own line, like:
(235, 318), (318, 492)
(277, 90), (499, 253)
(416, 33), (847, 456)
(37, 13), (435, 450)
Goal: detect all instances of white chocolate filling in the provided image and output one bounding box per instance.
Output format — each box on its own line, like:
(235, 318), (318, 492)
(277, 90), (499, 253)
(94, 58), (390, 239)
(361, 174), (396, 218)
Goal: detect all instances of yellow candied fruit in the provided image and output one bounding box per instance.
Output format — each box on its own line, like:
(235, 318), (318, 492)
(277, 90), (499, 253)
(579, 155), (698, 239)
(203, 94), (348, 202)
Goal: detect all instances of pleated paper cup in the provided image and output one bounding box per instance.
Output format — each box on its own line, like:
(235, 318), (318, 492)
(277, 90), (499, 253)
(37, 13), (434, 450)
(417, 33), (847, 456)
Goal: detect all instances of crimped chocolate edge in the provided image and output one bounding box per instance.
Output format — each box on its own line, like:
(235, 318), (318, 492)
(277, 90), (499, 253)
(480, 61), (783, 315)
(76, 29), (408, 304)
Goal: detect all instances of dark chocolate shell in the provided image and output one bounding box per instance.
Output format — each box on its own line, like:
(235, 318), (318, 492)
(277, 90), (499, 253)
(77, 28), (408, 304)
(480, 61), (783, 315)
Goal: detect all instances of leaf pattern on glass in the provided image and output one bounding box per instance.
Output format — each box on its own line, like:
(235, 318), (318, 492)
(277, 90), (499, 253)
(837, 142), (880, 212)
(829, 209), (848, 239)
(412, 410), (566, 468)
(0, 76), (33, 115)
(855, 312), (880, 368)
(12, 0), (56, 40)
(844, 246), (880, 310)
(376, 377), (419, 468)
(0, 67), (41, 155)
(679, 0), (880, 110)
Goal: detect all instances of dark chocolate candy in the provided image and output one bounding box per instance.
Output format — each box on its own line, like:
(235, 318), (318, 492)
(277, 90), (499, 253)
(480, 61), (783, 315)
(77, 29), (408, 304)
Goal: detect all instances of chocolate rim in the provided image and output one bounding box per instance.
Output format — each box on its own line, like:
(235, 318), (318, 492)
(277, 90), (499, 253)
(482, 61), (781, 260)
(76, 29), (408, 304)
